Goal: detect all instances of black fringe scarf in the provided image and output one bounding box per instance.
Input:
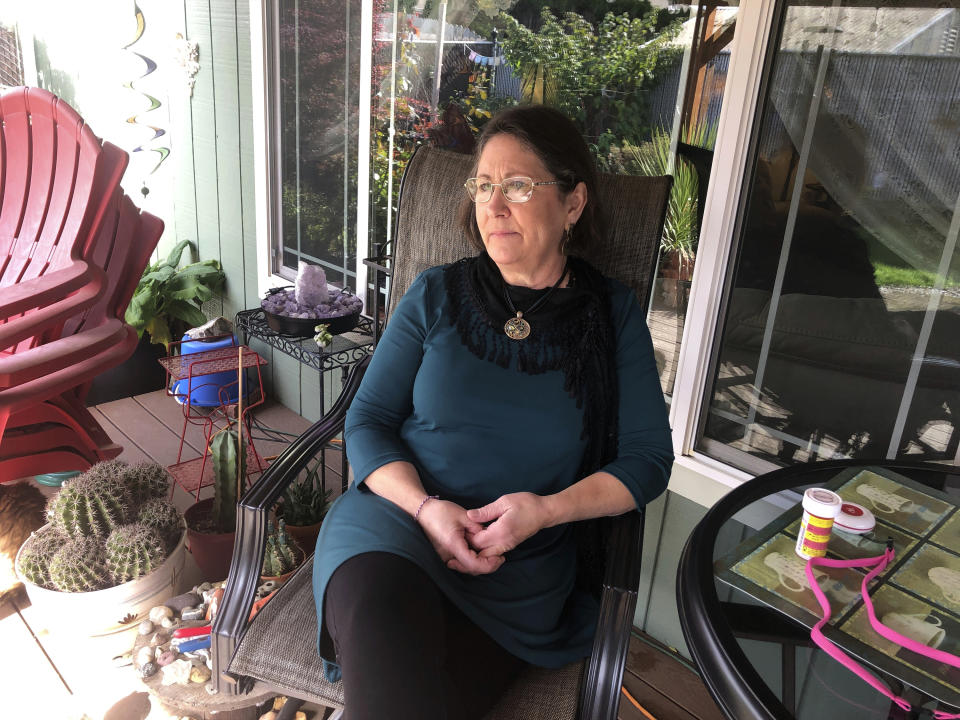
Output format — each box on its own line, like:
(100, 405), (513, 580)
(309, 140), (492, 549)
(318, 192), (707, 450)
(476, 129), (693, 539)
(443, 252), (618, 597)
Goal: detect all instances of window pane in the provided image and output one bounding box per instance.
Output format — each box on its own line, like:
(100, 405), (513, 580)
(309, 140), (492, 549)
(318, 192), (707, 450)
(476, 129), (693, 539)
(368, 2), (738, 388)
(278, 0), (362, 287)
(699, 2), (960, 471)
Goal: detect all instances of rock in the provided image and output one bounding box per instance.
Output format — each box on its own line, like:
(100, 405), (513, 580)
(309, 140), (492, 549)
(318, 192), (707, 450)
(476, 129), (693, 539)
(157, 650), (178, 667)
(164, 592), (201, 614)
(136, 646), (156, 666)
(196, 581), (213, 594)
(205, 682), (218, 695)
(111, 653), (133, 668)
(139, 661), (159, 679)
(259, 712), (277, 720)
(149, 631), (170, 647)
(160, 616), (175, 629)
(181, 606), (205, 621)
(184, 648), (210, 666)
(149, 606), (173, 623)
(190, 664), (211, 683)
(160, 659), (193, 686)
(138, 620), (154, 635)
(184, 316), (234, 340)
(294, 713), (306, 720)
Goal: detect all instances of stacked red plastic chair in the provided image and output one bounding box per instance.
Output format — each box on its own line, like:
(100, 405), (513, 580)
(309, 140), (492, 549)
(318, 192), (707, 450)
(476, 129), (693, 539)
(0, 87), (164, 482)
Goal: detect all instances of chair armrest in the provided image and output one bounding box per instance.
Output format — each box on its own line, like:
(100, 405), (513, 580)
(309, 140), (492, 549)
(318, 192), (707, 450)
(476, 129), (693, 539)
(0, 320), (125, 387)
(0, 264), (106, 351)
(211, 355), (370, 695)
(0, 260), (98, 318)
(578, 510), (644, 720)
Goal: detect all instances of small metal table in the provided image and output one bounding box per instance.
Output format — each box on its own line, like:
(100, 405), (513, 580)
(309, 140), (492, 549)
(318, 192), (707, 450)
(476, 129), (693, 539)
(678, 460), (960, 720)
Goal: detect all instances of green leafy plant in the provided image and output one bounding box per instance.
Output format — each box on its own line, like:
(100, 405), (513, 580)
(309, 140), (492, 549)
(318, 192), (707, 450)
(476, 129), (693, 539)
(599, 128), (700, 261)
(261, 519), (305, 577)
(279, 461), (332, 527)
(125, 239), (226, 350)
(16, 462), (183, 591)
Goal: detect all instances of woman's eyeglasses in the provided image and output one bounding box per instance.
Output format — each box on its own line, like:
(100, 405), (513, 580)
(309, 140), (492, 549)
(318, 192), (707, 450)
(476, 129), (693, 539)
(464, 176), (562, 204)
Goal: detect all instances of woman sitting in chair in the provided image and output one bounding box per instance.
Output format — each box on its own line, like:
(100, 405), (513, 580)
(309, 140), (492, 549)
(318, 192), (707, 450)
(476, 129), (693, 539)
(312, 105), (674, 719)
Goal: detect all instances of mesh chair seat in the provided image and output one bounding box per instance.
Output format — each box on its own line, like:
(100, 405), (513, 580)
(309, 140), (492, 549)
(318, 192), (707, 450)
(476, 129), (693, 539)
(230, 557), (584, 718)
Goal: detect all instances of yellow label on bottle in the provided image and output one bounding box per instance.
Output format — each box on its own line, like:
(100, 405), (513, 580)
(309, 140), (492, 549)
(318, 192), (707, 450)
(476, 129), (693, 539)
(806, 515), (834, 529)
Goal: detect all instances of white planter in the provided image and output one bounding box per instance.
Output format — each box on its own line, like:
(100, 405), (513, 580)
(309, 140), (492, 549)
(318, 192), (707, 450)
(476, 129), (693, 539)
(15, 525), (187, 643)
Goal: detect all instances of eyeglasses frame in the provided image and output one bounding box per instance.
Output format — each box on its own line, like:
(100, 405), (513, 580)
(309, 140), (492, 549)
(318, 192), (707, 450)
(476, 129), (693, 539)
(464, 176), (564, 204)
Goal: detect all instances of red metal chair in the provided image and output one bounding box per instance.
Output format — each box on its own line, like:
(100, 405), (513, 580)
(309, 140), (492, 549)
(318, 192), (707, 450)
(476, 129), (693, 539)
(0, 191), (164, 481)
(0, 86), (128, 353)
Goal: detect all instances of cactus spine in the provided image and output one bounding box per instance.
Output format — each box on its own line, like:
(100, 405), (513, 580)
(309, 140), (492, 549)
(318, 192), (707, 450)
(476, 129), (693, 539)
(210, 428), (244, 533)
(105, 524), (166, 584)
(15, 525), (67, 589)
(261, 520), (304, 577)
(123, 463), (170, 508)
(137, 498), (183, 552)
(49, 537), (112, 592)
(47, 473), (128, 539)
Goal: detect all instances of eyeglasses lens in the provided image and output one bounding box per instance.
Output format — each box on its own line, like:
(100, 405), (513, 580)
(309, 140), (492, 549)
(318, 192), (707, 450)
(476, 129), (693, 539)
(464, 177), (534, 203)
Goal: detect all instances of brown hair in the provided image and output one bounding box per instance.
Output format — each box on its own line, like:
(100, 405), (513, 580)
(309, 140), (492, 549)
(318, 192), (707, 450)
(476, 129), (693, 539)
(457, 105), (604, 256)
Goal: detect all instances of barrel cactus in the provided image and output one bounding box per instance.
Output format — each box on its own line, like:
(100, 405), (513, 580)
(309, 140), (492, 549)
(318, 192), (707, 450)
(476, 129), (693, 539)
(137, 498), (183, 553)
(49, 537), (112, 592)
(47, 472), (128, 539)
(261, 519), (304, 577)
(123, 463), (170, 508)
(32, 460), (185, 592)
(15, 525), (67, 589)
(105, 524), (167, 584)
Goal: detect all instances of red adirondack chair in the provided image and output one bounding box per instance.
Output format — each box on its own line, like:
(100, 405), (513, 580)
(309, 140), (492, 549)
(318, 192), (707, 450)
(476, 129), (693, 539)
(0, 86), (128, 353)
(0, 190), (164, 481)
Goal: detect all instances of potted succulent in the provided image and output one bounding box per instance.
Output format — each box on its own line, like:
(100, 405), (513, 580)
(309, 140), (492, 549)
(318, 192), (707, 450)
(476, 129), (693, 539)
(184, 425), (244, 581)
(260, 519), (305, 584)
(277, 459), (331, 552)
(14, 461), (187, 645)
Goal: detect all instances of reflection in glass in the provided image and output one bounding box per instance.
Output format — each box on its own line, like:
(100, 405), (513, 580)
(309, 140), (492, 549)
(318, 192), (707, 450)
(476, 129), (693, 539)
(700, 4), (960, 471)
(279, 0), (362, 286)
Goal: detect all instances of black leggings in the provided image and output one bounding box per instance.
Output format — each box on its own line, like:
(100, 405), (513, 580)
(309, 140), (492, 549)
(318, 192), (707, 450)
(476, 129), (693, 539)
(324, 551), (528, 720)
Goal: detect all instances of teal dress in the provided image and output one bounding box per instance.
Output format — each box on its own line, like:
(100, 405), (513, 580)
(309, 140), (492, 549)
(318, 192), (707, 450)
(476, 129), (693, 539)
(312, 264), (673, 682)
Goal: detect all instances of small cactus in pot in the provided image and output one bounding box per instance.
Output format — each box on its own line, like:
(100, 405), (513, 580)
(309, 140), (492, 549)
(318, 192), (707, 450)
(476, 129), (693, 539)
(261, 519), (305, 579)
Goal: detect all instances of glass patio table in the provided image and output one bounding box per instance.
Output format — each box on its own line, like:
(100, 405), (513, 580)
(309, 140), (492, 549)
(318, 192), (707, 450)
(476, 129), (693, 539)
(678, 460), (960, 720)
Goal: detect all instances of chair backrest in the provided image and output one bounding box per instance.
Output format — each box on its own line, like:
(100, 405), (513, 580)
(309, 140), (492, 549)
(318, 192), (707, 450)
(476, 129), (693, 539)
(388, 145), (672, 318)
(0, 87), (128, 289)
(63, 190), (164, 336)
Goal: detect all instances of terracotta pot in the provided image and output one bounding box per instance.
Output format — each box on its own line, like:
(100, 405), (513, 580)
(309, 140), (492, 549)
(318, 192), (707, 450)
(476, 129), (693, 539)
(285, 520), (322, 554)
(184, 497), (236, 582)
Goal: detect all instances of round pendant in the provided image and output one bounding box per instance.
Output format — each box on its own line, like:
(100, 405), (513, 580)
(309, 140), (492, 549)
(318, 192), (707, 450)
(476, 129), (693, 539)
(504, 316), (531, 340)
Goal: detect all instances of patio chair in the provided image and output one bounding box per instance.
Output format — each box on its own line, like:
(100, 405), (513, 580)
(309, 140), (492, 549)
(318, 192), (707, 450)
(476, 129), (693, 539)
(0, 190), (164, 482)
(212, 146), (672, 719)
(0, 86), (128, 353)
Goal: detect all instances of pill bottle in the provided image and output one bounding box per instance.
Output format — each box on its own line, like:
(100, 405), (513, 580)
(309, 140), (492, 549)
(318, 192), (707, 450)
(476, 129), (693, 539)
(795, 488), (842, 559)
(834, 502), (876, 536)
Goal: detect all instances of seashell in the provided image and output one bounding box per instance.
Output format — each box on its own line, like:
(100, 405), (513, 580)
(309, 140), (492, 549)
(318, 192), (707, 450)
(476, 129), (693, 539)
(157, 650), (178, 667)
(149, 605), (173, 623)
(190, 664), (212, 683)
(160, 659), (193, 686)
(136, 646), (156, 666)
(149, 631), (171, 647)
(138, 620), (154, 635)
(160, 616), (175, 629)
(181, 606), (205, 621)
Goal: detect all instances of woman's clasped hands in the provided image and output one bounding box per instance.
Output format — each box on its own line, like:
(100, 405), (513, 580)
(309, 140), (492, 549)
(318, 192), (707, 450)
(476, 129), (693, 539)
(416, 492), (552, 576)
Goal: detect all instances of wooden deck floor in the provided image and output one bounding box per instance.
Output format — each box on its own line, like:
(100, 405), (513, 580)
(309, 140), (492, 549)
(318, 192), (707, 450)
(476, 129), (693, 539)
(1, 390), (723, 720)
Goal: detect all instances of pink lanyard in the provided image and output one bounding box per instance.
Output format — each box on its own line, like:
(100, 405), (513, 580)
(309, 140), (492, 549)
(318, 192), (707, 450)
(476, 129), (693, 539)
(805, 546), (960, 718)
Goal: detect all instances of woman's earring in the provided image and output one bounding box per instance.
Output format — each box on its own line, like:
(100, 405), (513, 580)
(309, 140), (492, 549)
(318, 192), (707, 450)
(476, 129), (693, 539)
(561, 225), (573, 255)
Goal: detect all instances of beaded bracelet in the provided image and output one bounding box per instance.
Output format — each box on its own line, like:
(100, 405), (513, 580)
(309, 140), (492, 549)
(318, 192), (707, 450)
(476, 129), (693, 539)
(414, 494), (439, 521)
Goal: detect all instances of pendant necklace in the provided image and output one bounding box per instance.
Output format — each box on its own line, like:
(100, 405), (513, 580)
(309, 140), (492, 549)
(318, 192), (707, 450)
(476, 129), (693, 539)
(502, 262), (568, 340)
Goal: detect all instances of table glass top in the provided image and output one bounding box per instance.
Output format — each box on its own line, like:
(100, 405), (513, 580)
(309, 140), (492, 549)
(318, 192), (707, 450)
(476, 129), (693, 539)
(712, 464), (960, 717)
